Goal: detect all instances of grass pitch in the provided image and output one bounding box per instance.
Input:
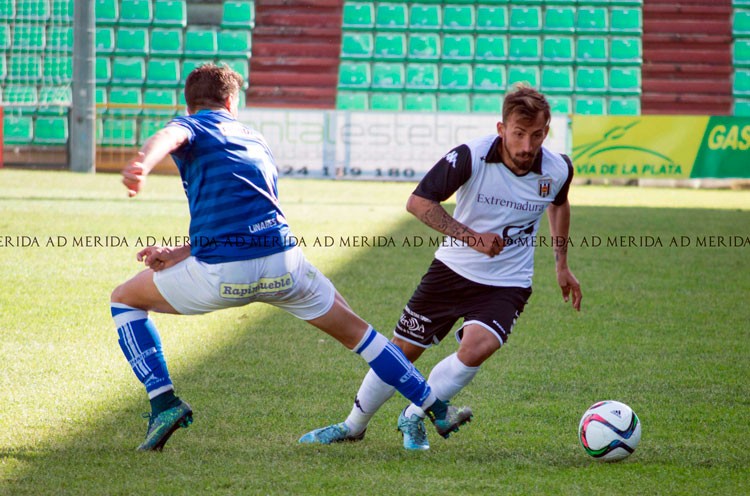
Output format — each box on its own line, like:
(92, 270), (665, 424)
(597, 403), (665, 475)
(0, 169), (748, 495)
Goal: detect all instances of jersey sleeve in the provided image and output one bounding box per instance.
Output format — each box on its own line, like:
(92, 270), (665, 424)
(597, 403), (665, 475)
(413, 144), (473, 202)
(552, 153), (574, 206)
(165, 117), (195, 159)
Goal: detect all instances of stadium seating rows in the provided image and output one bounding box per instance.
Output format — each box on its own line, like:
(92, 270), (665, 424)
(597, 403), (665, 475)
(337, 1), (643, 114)
(734, 6), (750, 115)
(1, 0), (254, 145)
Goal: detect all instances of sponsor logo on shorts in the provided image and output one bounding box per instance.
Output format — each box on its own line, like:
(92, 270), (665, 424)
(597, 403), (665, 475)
(220, 273), (294, 299)
(396, 305), (431, 339)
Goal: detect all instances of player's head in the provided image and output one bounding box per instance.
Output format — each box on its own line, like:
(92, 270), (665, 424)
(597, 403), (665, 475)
(497, 84), (551, 173)
(184, 63), (245, 117)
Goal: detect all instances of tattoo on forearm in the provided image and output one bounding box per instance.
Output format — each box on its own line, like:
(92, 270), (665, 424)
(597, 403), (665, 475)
(421, 203), (473, 239)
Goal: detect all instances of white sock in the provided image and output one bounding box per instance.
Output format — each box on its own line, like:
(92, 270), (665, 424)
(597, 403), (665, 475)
(427, 352), (480, 401)
(344, 369), (396, 434)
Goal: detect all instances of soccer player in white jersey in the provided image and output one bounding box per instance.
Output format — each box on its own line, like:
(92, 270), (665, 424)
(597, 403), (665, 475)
(299, 84), (582, 450)
(111, 64), (469, 451)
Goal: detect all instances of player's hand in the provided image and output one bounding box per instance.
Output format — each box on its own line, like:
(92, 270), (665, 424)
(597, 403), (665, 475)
(556, 268), (582, 311)
(122, 152), (146, 197)
(137, 245), (184, 272)
(471, 232), (504, 258)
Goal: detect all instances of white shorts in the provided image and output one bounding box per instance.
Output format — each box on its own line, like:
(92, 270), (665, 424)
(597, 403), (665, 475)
(153, 246), (336, 320)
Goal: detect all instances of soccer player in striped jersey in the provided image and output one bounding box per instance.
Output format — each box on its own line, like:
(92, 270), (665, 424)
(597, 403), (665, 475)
(299, 85), (582, 450)
(111, 64), (469, 451)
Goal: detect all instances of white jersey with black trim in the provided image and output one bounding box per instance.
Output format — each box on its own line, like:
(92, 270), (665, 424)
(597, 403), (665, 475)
(413, 134), (573, 288)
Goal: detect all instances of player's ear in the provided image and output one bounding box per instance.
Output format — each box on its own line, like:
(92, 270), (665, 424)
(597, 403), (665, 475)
(497, 121), (504, 137)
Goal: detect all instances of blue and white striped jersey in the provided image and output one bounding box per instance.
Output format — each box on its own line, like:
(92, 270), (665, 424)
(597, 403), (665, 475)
(168, 109), (295, 263)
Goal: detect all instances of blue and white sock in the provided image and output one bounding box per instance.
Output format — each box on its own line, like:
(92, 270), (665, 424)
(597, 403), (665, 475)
(352, 326), (436, 409)
(111, 303), (173, 399)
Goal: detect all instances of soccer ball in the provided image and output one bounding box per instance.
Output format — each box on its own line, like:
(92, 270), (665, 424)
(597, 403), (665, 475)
(578, 400), (641, 461)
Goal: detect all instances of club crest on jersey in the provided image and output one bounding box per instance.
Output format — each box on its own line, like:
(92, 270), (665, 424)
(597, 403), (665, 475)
(538, 178), (552, 198)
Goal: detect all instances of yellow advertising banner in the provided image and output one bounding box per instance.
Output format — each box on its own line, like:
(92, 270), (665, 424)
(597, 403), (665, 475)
(572, 115), (750, 179)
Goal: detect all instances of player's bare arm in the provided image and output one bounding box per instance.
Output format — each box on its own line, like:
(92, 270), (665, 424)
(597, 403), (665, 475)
(122, 126), (189, 197)
(137, 244), (191, 272)
(407, 194), (504, 257)
(547, 200), (582, 311)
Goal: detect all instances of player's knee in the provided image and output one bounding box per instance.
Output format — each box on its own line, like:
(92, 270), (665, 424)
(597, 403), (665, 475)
(111, 282), (134, 306)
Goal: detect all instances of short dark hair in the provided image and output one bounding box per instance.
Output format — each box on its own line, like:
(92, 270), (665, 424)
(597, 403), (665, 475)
(184, 63), (245, 112)
(502, 84), (551, 126)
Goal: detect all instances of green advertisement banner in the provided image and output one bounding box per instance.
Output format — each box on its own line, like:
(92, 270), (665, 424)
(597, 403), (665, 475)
(572, 115), (750, 179)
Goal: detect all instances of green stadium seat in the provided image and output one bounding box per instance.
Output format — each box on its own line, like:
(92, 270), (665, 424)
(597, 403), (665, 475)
(116, 27), (150, 56)
(404, 93), (437, 112)
(438, 93), (470, 112)
(576, 36), (608, 65)
(575, 96), (606, 115)
(138, 118), (171, 145)
(0, 23), (10, 50)
(543, 7), (575, 33)
(608, 97), (640, 115)
(143, 88), (178, 117)
(3, 115), (34, 145)
(12, 24), (46, 52)
(373, 33), (406, 60)
(542, 36), (574, 64)
(37, 86), (71, 115)
(409, 5), (441, 31)
(475, 35), (507, 61)
(338, 61), (371, 89)
(443, 5), (475, 32)
(34, 116), (68, 145)
(110, 56), (146, 86)
(575, 66), (608, 93)
(371, 62), (405, 91)
(16, 0), (51, 20)
(440, 63), (472, 92)
(509, 6), (541, 33)
(576, 7), (608, 34)
(405, 62), (438, 91)
(221, 1), (254, 29)
(0, 55), (6, 80)
(146, 58), (181, 87)
(610, 37), (642, 65)
(734, 9), (750, 37)
(610, 7), (642, 35)
(342, 2), (375, 30)
(95, 0), (119, 25)
(96, 56), (111, 84)
(369, 92), (402, 111)
(541, 66), (574, 94)
(336, 91), (368, 110)
(150, 28), (183, 56)
(118, 0), (153, 26)
(507, 65), (540, 88)
(509, 36), (541, 63)
(3, 85), (37, 114)
(609, 67), (641, 95)
(476, 6), (508, 33)
(547, 95), (572, 114)
(341, 32), (374, 60)
(218, 58), (249, 81)
(472, 94), (502, 113)
(7, 55), (42, 83)
(51, 0), (73, 22)
(181, 59), (213, 83)
(735, 40), (750, 67)
(473, 64), (506, 93)
(96, 27), (115, 54)
(218, 30), (252, 58)
(375, 4), (407, 31)
(735, 69), (750, 96)
(408, 33), (440, 61)
(95, 87), (107, 115)
(734, 99), (750, 116)
(0, 0), (14, 22)
(184, 28), (218, 59)
(101, 118), (137, 146)
(153, 0), (187, 28)
(441, 34), (474, 62)
(46, 26), (74, 54)
(107, 87), (142, 116)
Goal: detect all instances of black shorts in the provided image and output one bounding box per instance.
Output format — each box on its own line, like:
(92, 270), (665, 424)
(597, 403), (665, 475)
(394, 259), (532, 348)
